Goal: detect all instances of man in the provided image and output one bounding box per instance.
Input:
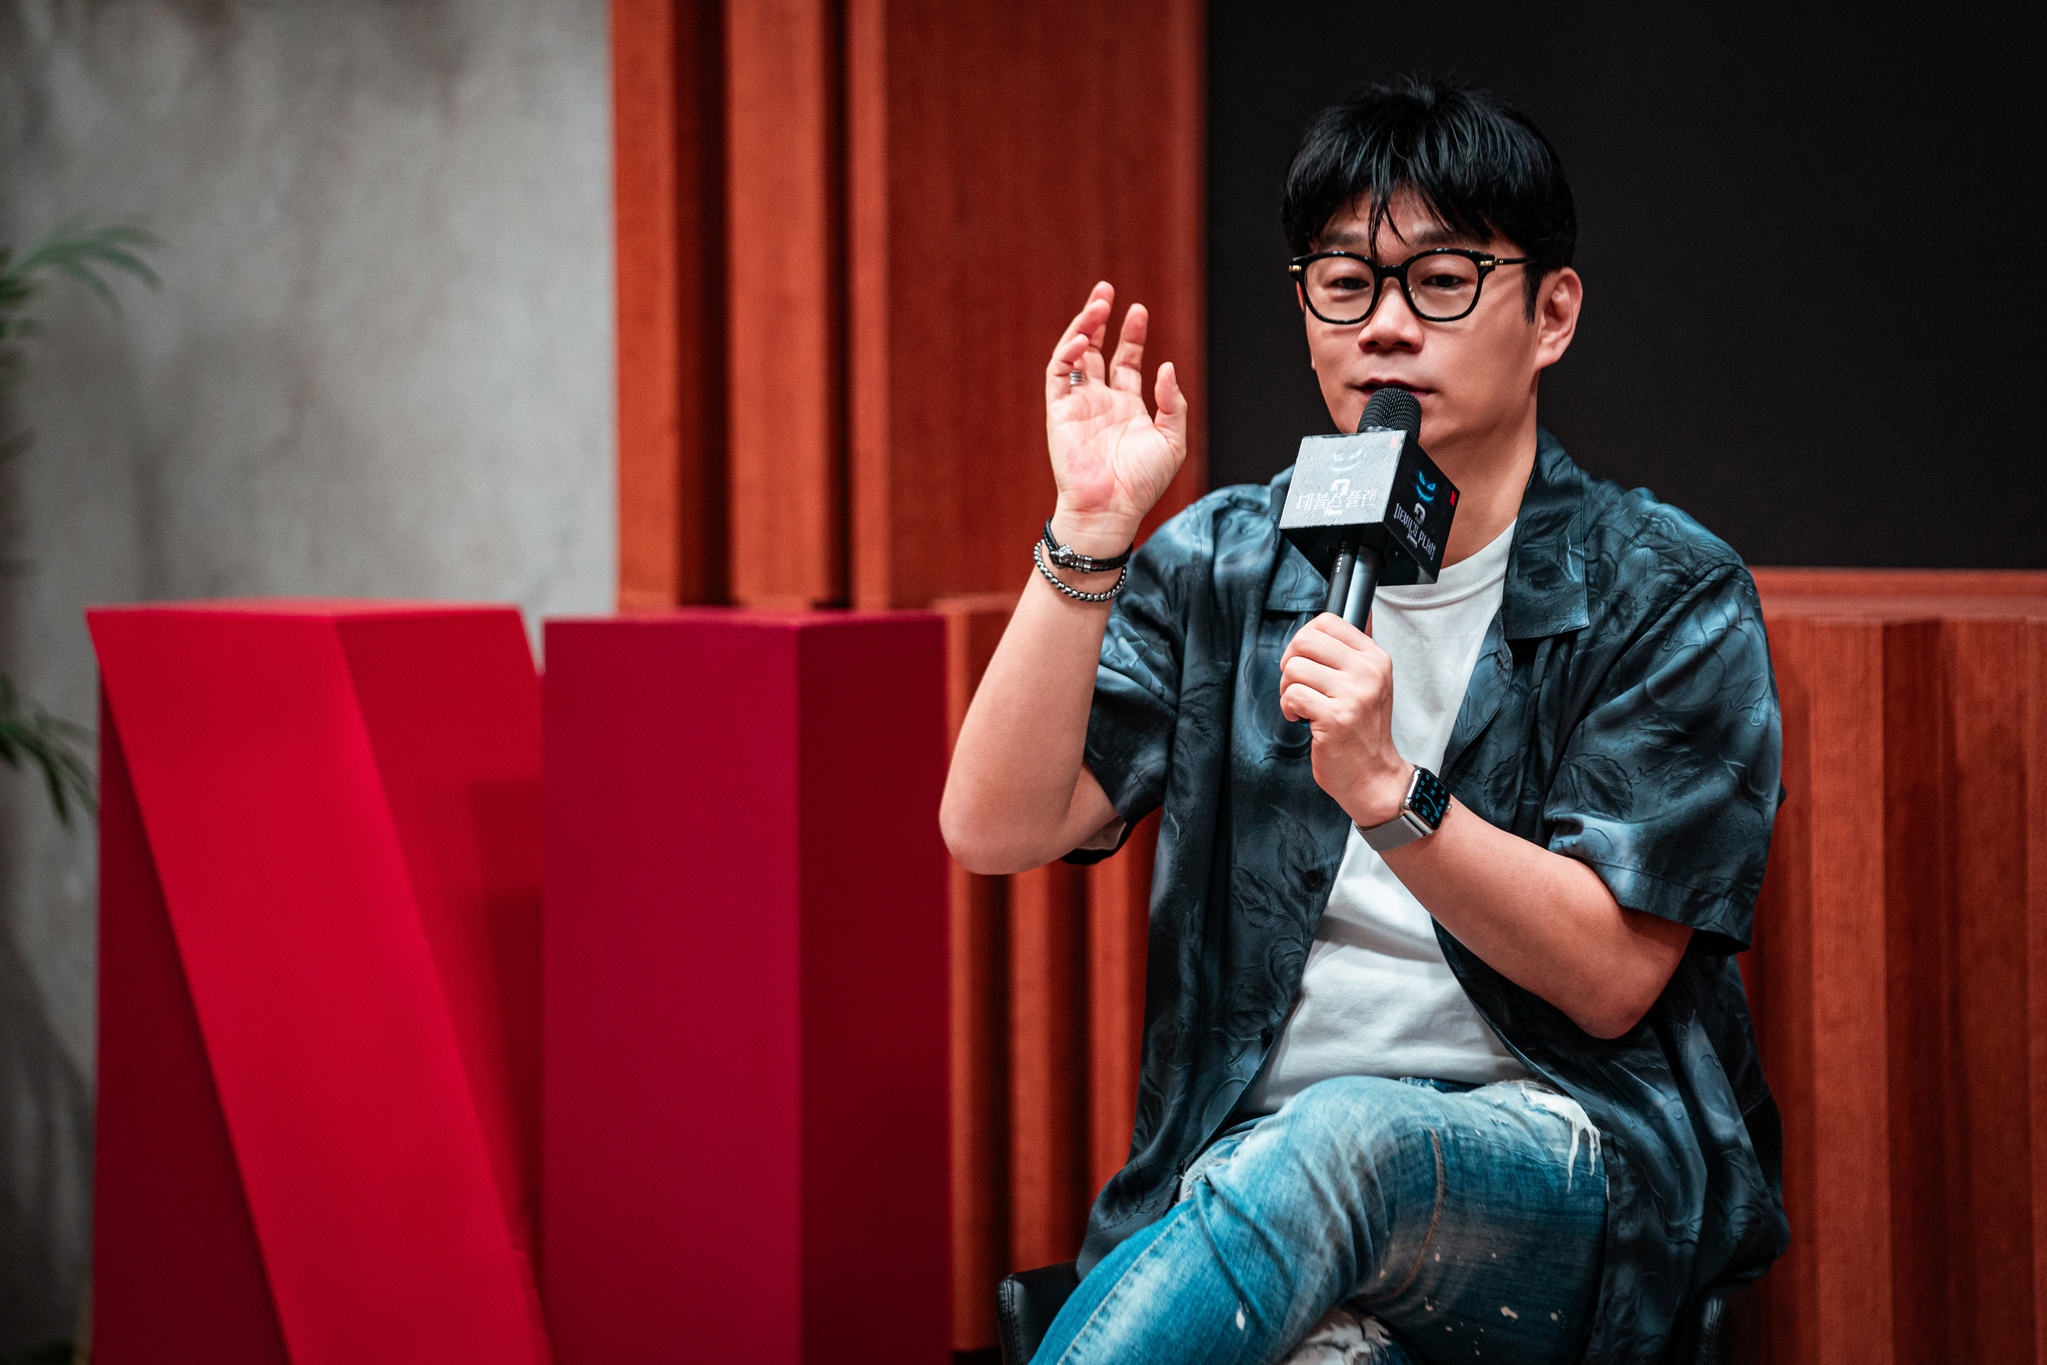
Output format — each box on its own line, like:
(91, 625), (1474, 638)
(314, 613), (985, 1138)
(942, 76), (1785, 1365)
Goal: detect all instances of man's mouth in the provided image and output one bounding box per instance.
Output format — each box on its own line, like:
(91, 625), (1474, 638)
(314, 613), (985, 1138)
(1362, 380), (1429, 397)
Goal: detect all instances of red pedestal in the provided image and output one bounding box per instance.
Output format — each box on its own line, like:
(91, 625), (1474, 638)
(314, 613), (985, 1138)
(542, 610), (950, 1365)
(90, 602), (551, 1365)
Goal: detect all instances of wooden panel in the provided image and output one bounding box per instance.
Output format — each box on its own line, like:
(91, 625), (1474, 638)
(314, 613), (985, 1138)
(1089, 813), (1157, 1192)
(725, 0), (843, 607)
(1008, 860), (1090, 1271)
(1748, 575), (2047, 1365)
(845, 0), (1206, 609)
(1744, 612), (1818, 1365)
(613, 0), (725, 609)
(2029, 622), (2047, 1365)
(1803, 618), (1896, 1365)
(1941, 619), (2036, 1362)
(935, 593), (1017, 1347)
(1753, 567), (2047, 599)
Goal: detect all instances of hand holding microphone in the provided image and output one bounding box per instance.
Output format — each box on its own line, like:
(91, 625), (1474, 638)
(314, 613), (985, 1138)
(1276, 388), (1460, 828)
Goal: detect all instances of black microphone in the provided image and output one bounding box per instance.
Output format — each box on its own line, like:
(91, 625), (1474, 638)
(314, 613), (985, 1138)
(1278, 388), (1458, 628)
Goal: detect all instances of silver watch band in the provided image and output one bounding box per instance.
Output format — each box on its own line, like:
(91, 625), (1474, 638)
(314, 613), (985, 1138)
(1356, 766), (1435, 853)
(1358, 808), (1433, 853)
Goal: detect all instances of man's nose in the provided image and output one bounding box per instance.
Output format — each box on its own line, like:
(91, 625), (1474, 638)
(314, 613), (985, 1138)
(1356, 282), (1424, 350)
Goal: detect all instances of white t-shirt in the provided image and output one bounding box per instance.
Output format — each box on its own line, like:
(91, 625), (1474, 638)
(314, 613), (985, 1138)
(1243, 520), (1531, 1113)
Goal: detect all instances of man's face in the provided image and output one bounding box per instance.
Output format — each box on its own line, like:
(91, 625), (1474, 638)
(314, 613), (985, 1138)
(1301, 192), (1577, 468)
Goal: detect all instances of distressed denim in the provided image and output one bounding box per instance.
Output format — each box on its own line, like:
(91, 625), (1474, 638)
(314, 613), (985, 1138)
(1031, 1076), (1606, 1365)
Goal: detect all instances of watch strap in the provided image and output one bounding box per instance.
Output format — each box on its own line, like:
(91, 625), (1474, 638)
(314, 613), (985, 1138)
(1357, 766), (1450, 853)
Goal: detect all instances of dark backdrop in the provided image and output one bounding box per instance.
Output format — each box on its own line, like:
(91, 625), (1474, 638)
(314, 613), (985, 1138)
(1208, 4), (2046, 567)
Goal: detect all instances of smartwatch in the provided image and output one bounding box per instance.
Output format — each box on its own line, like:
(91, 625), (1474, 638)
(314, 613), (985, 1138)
(1357, 766), (1451, 853)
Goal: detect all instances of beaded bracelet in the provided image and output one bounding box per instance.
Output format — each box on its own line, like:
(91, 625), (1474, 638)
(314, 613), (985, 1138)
(1033, 538), (1129, 603)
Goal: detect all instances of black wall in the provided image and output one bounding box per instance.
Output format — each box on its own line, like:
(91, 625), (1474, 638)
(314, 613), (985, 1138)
(1208, 4), (2046, 567)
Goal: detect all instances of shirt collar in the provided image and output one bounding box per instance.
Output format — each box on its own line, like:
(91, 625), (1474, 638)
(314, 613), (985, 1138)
(1500, 429), (1590, 640)
(1264, 427), (1590, 640)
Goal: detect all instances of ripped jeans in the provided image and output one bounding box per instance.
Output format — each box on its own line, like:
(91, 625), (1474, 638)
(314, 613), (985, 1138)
(1029, 1076), (1606, 1365)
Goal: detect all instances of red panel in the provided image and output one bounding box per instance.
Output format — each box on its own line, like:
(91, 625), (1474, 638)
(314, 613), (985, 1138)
(89, 603), (551, 1365)
(94, 697), (290, 1365)
(337, 614), (547, 1287)
(543, 610), (949, 1365)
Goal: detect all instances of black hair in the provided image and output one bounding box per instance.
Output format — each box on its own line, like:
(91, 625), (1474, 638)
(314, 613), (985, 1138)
(1282, 76), (1576, 317)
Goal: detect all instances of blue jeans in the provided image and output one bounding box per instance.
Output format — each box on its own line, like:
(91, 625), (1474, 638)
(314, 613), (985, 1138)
(1031, 1076), (1607, 1365)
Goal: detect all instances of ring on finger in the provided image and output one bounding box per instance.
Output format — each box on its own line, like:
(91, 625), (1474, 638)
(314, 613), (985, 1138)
(1068, 369), (1084, 386)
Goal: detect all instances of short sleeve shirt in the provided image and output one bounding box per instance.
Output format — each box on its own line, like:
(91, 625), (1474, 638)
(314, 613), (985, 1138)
(1070, 432), (1788, 1365)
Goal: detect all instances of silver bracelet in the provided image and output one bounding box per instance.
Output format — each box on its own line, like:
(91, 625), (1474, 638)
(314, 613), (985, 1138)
(1033, 538), (1128, 603)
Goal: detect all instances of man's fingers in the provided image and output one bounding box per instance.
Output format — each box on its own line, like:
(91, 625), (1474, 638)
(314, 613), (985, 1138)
(1109, 303), (1149, 395)
(1047, 287), (1116, 402)
(1050, 297), (1112, 368)
(1154, 360), (1184, 417)
(1279, 655), (1347, 697)
(1280, 682), (1334, 725)
(1285, 614), (1377, 665)
(1152, 360), (1191, 454)
(1282, 621), (1357, 669)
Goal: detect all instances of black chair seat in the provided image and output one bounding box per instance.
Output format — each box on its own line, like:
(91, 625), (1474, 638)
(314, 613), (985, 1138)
(995, 1262), (1732, 1365)
(996, 1261), (1080, 1365)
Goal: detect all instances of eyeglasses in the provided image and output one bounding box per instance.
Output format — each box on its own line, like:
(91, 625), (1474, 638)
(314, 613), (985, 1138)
(1288, 248), (1533, 324)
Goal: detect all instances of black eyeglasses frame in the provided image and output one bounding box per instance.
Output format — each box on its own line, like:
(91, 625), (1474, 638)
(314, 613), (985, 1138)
(1287, 247), (1534, 325)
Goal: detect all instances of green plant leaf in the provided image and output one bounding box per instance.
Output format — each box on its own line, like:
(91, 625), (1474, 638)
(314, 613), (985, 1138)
(0, 676), (96, 826)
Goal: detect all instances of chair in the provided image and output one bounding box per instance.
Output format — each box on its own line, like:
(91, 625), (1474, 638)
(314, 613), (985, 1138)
(995, 1262), (1733, 1365)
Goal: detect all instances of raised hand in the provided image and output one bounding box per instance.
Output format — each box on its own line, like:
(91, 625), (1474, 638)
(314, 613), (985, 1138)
(1044, 282), (1189, 555)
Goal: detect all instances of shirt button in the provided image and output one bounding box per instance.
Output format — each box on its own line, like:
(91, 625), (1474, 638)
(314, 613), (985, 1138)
(1302, 869), (1325, 891)
(1261, 1027), (1275, 1047)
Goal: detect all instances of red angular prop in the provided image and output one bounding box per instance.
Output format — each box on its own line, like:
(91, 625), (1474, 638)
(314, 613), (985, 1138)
(91, 602), (551, 1365)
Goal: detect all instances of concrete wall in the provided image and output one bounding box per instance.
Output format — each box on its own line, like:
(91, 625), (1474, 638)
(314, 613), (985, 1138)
(0, 0), (616, 1345)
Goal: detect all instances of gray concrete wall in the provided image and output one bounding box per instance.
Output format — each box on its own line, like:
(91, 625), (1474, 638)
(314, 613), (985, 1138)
(0, 0), (616, 1345)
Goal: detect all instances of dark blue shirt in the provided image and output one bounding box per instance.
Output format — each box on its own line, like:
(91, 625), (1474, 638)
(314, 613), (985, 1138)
(1071, 432), (1788, 1364)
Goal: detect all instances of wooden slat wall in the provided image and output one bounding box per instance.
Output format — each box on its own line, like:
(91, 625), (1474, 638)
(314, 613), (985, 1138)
(612, 0), (724, 609)
(724, 0), (845, 608)
(1745, 571), (2047, 1365)
(934, 592), (1162, 1348)
(845, 0), (1206, 610)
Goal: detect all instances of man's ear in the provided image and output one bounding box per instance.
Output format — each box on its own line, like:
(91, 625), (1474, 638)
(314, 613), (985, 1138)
(1534, 267), (1582, 372)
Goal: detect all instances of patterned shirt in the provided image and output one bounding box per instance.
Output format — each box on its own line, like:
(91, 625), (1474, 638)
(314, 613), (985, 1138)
(1071, 431), (1788, 1364)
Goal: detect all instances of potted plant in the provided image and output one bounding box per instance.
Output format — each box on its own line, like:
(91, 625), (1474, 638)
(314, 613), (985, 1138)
(0, 218), (158, 828)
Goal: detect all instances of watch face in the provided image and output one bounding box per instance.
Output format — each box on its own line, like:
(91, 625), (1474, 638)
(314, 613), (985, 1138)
(1408, 768), (1451, 829)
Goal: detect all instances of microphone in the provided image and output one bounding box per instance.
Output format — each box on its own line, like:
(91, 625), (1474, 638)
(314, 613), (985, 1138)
(1278, 387), (1458, 628)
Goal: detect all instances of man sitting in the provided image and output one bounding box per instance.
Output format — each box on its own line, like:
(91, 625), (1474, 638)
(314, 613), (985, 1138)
(942, 75), (1786, 1365)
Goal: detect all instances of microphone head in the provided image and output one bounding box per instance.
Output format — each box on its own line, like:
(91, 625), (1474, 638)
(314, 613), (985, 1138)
(1357, 386), (1422, 439)
(1278, 388), (1456, 585)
